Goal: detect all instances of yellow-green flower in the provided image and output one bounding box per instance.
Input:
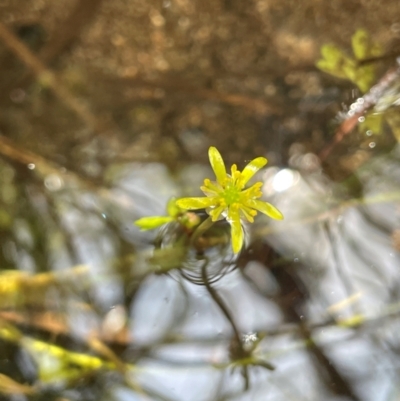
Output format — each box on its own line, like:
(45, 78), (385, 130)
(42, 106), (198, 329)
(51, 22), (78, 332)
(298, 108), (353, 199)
(176, 147), (283, 253)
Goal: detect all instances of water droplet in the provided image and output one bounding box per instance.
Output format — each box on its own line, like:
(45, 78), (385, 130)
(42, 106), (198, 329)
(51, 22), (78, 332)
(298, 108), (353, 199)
(101, 213), (107, 219)
(366, 130), (373, 136)
(358, 116), (365, 123)
(242, 332), (258, 344)
(294, 258), (299, 263)
(44, 174), (63, 191)
(369, 142), (376, 148)
(27, 163), (35, 170)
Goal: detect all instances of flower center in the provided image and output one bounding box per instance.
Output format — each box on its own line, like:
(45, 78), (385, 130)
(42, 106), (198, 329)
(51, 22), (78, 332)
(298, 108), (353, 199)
(222, 183), (240, 205)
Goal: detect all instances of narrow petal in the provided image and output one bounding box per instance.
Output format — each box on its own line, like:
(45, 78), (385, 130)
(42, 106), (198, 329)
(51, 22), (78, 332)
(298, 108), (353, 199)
(209, 147), (227, 185)
(240, 182), (263, 200)
(201, 179), (223, 197)
(239, 205), (257, 223)
(239, 157), (267, 188)
(202, 179), (223, 192)
(176, 197), (215, 210)
(135, 216), (173, 230)
(167, 197), (180, 217)
(227, 207), (243, 253)
(200, 188), (219, 197)
(208, 204), (226, 221)
(246, 199), (283, 220)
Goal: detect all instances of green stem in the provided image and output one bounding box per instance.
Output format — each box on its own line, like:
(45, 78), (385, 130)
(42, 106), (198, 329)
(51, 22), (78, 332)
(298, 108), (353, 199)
(189, 216), (214, 249)
(200, 259), (250, 389)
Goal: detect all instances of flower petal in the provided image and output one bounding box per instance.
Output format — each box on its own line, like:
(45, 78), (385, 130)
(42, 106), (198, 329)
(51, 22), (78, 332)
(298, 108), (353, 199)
(227, 207), (243, 253)
(167, 197), (180, 217)
(208, 204), (226, 221)
(209, 147), (227, 185)
(201, 179), (223, 197)
(176, 197), (215, 210)
(134, 216), (174, 230)
(240, 182), (263, 200)
(246, 199), (283, 220)
(238, 204), (257, 223)
(239, 157), (267, 188)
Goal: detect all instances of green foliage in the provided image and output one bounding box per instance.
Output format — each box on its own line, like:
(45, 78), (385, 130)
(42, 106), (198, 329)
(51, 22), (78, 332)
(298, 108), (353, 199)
(317, 29), (391, 136)
(316, 29), (383, 93)
(358, 113), (384, 135)
(0, 323), (114, 384)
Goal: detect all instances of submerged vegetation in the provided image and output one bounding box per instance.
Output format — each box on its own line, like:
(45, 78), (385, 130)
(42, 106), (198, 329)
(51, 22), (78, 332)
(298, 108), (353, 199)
(0, 1), (400, 400)
(316, 29), (383, 93)
(316, 29), (400, 139)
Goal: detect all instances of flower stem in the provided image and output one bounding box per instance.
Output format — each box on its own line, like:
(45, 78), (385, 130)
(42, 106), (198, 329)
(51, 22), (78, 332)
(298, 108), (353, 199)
(200, 258), (250, 389)
(189, 216), (214, 249)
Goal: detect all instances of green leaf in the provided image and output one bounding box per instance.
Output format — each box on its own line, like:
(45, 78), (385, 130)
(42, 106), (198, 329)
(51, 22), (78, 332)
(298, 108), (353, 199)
(358, 113), (384, 135)
(316, 44), (350, 79)
(352, 29), (370, 60)
(316, 29), (383, 94)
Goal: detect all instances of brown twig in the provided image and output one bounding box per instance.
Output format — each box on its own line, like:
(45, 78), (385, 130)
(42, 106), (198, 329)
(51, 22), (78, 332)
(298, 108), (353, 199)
(0, 21), (99, 132)
(38, 0), (104, 64)
(102, 74), (282, 116)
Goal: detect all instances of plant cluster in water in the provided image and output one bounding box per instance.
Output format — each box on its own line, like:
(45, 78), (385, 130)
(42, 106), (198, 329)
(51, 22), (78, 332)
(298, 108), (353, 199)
(135, 146), (283, 253)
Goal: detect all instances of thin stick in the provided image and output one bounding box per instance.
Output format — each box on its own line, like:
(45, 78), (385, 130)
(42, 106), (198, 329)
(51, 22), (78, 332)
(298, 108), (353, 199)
(0, 22), (99, 131)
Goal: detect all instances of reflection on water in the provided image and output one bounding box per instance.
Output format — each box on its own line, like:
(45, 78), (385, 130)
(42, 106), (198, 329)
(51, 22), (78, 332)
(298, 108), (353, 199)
(1, 1), (400, 400)
(1, 145), (400, 400)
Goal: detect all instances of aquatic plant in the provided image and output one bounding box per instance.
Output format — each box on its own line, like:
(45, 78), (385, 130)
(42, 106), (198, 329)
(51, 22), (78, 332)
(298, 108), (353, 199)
(316, 29), (400, 137)
(176, 146), (283, 253)
(316, 29), (383, 93)
(135, 146), (283, 254)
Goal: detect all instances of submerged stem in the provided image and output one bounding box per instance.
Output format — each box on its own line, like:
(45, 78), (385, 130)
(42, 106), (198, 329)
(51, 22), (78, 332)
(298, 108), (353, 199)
(189, 216), (215, 249)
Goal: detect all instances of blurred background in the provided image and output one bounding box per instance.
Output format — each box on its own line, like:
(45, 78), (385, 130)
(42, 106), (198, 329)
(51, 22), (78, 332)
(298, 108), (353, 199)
(1, 1), (400, 400)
